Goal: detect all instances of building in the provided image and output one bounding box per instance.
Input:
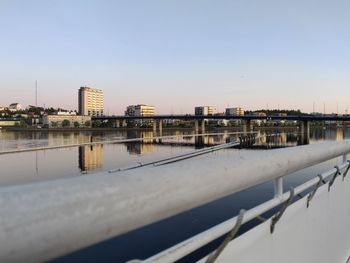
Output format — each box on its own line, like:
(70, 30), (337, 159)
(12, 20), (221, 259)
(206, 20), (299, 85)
(57, 111), (77, 116)
(125, 104), (155, 126)
(125, 104), (155, 117)
(43, 115), (91, 128)
(78, 87), (104, 116)
(252, 111), (267, 126)
(8, 103), (22, 112)
(0, 120), (21, 127)
(225, 107), (245, 116)
(194, 106), (217, 116)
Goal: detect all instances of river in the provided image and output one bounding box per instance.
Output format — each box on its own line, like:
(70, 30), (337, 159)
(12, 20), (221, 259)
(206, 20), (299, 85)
(0, 127), (349, 262)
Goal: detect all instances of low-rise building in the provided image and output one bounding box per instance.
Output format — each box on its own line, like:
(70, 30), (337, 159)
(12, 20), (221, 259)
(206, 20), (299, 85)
(0, 120), (21, 127)
(125, 104), (155, 117)
(225, 107), (245, 116)
(225, 107), (245, 125)
(252, 112), (267, 126)
(43, 115), (91, 128)
(8, 103), (21, 112)
(125, 104), (155, 126)
(57, 111), (77, 116)
(194, 106), (217, 116)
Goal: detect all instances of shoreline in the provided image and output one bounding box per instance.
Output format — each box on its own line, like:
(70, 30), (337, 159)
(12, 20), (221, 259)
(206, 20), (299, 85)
(3, 125), (348, 132)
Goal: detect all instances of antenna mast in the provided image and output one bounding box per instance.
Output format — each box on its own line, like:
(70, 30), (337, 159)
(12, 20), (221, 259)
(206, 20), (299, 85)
(35, 80), (38, 107)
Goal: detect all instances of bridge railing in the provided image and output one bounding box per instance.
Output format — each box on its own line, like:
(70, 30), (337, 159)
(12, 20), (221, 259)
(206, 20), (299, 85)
(0, 140), (350, 262)
(142, 159), (350, 262)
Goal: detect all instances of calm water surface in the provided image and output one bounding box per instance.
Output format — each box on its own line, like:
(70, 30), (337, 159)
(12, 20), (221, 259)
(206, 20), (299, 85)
(0, 127), (349, 262)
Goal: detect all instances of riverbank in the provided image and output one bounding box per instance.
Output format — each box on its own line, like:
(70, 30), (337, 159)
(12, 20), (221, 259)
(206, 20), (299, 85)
(4, 125), (348, 132)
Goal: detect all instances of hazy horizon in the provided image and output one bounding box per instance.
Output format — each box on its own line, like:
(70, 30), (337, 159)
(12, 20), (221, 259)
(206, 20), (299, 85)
(1, 0), (350, 115)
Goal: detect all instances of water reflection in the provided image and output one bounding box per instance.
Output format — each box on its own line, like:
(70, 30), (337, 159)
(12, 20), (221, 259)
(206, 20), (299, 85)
(1, 127), (350, 262)
(78, 145), (104, 172)
(125, 131), (155, 155)
(1, 128), (350, 187)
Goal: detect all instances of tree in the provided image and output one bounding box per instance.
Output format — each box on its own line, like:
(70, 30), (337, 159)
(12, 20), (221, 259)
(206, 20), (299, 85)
(84, 121), (91, 127)
(62, 119), (71, 127)
(74, 121), (80, 128)
(92, 120), (102, 128)
(51, 121), (58, 128)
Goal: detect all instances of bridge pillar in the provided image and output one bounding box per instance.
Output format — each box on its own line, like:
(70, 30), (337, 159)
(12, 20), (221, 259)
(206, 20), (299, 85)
(121, 119), (127, 128)
(195, 120), (199, 134)
(243, 120), (253, 134)
(152, 119), (157, 143)
(194, 119), (206, 134)
(298, 120), (310, 145)
(194, 119), (205, 148)
(158, 120), (163, 137)
(115, 120), (120, 128)
(153, 119), (157, 134)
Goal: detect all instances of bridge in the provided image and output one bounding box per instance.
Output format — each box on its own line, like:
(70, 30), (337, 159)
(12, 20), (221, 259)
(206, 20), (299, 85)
(93, 114), (350, 121)
(0, 136), (350, 262)
(93, 114), (350, 145)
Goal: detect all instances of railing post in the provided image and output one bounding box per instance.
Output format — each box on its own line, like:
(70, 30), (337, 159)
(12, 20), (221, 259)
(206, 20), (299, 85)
(274, 177), (283, 198)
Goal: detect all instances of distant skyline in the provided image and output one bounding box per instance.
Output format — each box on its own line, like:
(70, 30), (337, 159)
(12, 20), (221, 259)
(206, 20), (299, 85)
(1, 0), (350, 115)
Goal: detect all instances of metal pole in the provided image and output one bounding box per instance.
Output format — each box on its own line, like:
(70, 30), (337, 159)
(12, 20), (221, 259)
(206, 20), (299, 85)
(273, 177), (283, 198)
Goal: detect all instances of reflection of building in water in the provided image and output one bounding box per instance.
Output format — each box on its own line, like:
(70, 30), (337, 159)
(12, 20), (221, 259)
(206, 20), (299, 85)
(126, 131), (155, 155)
(79, 145), (104, 171)
(255, 131), (267, 144)
(275, 133), (287, 145)
(336, 128), (344, 141)
(48, 133), (93, 147)
(140, 131), (154, 143)
(127, 143), (155, 155)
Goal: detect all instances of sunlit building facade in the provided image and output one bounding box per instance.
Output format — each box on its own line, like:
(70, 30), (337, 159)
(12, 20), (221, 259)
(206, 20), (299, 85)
(125, 104), (155, 117)
(194, 106), (217, 116)
(125, 104), (155, 126)
(43, 115), (91, 128)
(225, 107), (245, 116)
(78, 87), (104, 116)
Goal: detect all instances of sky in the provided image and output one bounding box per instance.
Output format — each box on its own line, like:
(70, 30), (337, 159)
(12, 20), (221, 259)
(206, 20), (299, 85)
(0, 0), (350, 115)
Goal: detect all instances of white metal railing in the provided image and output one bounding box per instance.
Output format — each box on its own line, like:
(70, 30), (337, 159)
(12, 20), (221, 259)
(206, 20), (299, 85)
(0, 140), (350, 262)
(0, 131), (252, 155)
(141, 160), (350, 262)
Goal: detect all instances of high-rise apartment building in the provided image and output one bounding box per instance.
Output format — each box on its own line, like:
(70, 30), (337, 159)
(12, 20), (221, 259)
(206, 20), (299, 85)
(78, 87), (104, 116)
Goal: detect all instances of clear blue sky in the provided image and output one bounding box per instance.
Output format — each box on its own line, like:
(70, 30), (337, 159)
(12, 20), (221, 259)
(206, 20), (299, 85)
(1, 0), (350, 114)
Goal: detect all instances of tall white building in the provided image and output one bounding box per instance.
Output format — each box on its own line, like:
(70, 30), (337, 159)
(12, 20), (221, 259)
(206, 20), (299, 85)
(194, 106), (217, 116)
(78, 87), (104, 116)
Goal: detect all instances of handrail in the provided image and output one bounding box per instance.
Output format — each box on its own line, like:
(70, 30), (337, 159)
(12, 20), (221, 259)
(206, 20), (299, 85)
(0, 131), (253, 155)
(109, 134), (261, 172)
(0, 140), (350, 262)
(141, 162), (350, 262)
